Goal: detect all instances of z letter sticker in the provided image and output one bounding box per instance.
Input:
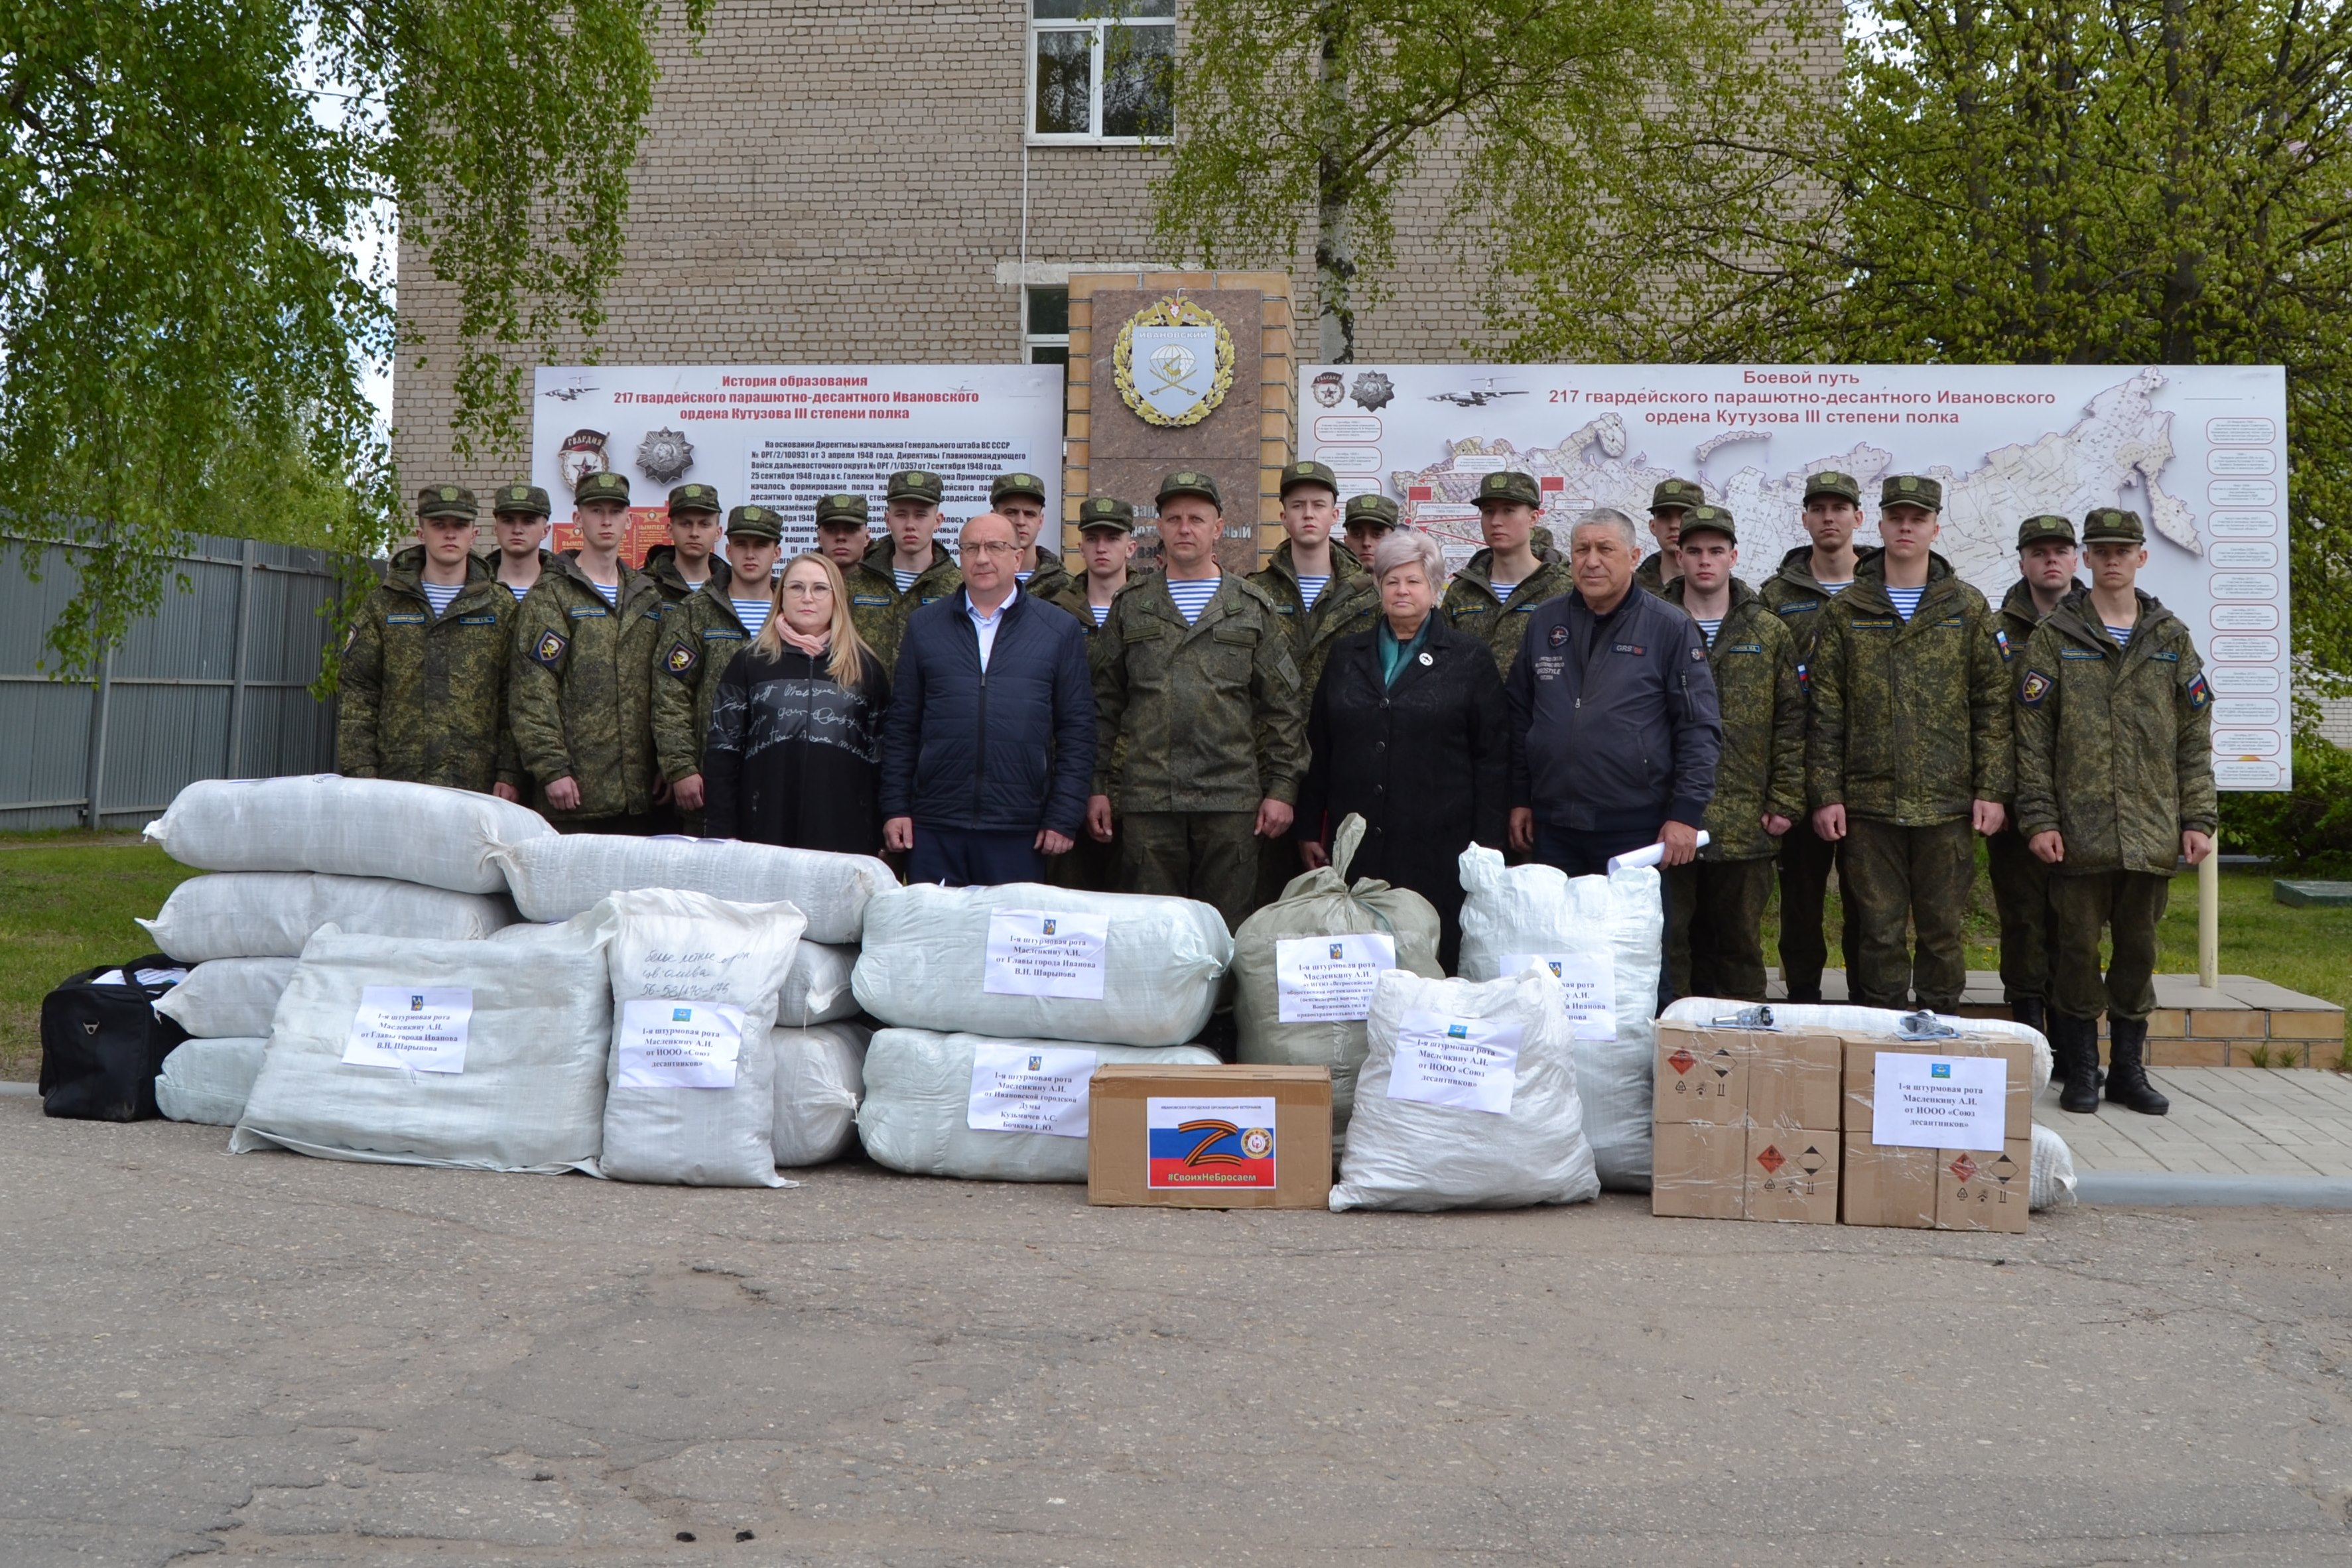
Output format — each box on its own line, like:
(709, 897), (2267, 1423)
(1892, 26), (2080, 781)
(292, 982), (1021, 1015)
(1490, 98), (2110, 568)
(533, 629), (568, 668)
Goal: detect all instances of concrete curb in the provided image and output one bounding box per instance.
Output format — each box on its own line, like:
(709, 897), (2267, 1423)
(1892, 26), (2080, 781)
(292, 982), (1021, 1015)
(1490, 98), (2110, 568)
(0, 1080), (37, 1098)
(2077, 1171), (2352, 1209)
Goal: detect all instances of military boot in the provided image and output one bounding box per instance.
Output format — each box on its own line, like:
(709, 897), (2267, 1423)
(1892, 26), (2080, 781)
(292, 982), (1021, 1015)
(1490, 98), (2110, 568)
(2052, 1013), (2101, 1114)
(2104, 1016), (2170, 1116)
(2012, 996), (2048, 1044)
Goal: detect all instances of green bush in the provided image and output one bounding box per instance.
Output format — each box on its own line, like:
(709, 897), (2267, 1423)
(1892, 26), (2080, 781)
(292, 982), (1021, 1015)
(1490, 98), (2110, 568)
(2220, 742), (2352, 874)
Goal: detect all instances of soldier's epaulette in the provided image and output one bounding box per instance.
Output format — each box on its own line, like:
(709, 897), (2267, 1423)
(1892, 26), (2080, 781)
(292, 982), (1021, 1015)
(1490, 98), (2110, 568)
(1226, 574), (1283, 612)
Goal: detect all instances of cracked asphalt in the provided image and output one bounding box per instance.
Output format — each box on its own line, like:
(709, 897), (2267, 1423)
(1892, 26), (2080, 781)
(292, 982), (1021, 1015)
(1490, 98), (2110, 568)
(5, 1094), (2351, 1566)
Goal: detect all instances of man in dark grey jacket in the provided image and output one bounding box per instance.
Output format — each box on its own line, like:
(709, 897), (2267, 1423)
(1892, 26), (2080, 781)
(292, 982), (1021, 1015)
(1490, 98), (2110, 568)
(1506, 508), (1723, 877)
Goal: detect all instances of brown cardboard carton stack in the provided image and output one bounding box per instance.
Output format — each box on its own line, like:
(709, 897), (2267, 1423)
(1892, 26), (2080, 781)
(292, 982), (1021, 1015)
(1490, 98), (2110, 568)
(1840, 1036), (2033, 1232)
(1652, 1022), (1841, 1223)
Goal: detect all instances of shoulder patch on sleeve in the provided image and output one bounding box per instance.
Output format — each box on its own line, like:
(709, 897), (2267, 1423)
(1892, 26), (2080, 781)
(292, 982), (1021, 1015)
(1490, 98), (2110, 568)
(2018, 669), (2052, 706)
(1994, 627), (2012, 663)
(663, 640), (699, 679)
(1690, 643), (1706, 662)
(532, 629), (568, 668)
(2186, 671), (2211, 710)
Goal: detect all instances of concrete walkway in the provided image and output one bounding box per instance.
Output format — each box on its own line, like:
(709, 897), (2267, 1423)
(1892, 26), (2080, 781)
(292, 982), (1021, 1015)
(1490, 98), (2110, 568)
(2036, 1067), (2352, 1178)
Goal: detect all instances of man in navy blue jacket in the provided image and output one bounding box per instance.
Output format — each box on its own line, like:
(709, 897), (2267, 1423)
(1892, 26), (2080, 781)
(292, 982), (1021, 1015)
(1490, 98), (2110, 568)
(882, 511), (1096, 886)
(1507, 507), (1723, 880)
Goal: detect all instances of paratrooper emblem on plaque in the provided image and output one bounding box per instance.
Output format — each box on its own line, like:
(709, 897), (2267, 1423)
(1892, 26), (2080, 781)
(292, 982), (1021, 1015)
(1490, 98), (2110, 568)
(635, 427), (696, 486)
(1114, 295), (1236, 428)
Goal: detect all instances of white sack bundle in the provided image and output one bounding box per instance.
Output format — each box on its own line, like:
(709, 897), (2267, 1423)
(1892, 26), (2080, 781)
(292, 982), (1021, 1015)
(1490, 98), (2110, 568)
(145, 775), (551, 894)
(140, 872), (517, 962)
(778, 941), (861, 1027)
(155, 1037), (268, 1127)
(857, 1029), (1217, 1182)
(1332, 968), (1601, 1212)
(1233, 815), (1443, 1130)
(495, 834), (889, 943)
(2030, 1123), (2078, 1210)
(852, 883), (1231, 1048)
(772, 1021), (872, 1167)
(153, 957), (298, 1038)
(597, 888), (805, 1187)
(229, 909), (616, 1172)
(1457, 846), (1662, 1191)
(1659, 998), (2053, 1094)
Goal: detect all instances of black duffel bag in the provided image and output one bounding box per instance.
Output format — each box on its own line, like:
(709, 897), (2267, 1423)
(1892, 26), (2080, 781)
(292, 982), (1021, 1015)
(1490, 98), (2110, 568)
(38, 955), (191, 1122)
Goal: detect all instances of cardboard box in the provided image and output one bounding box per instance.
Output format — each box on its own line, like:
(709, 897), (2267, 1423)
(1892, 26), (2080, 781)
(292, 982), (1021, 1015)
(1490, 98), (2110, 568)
(1744, 1128), (1840, 1223)
(1087, 1064), (1332, 1209)
(1653, 1023), (1749, 1124)
(1841, 1036), (2034, 1141)
(1936, 1140), (2032, 1233)
(1840, 1132), (1939, 1228)
(1652, 1122), (1747, 1219)
(1746, 1032), (1843, 1130)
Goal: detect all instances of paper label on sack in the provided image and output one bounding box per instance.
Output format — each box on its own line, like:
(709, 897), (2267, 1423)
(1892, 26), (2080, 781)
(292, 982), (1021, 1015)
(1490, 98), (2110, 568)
(1499, 952), (1616, 1039)
(1146, 1096), (1278, 1189)
(1274, 932), (1396, 1022)
(967, 1043), (1098, 1138)
(1389, 1010), (1521, 1115)
(343, 986), (474, 1074)
(982, 910), (1110, 1000)
(1872, 1052), (2008, 1151)
(614, 998), (746, 1089)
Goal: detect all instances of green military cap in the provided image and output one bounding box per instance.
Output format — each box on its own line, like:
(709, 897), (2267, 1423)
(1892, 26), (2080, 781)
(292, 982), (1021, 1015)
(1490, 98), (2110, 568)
(988, 471), (1049, 506)
(1279, 459), (1340, 497)
(1881, 474), (1943, 511)
(1679, 503), (1736, 544)
(415, 484), (478, 521)
(490, 482), (551, 519)
(2016, 513), (2077, 549)
(574, 470), (631, 505)
(1344, 493), (1400, 531)
(1803, 470), (1861, 505)
(2081, 507), (2145, 545)
(886, 469), (944, 505)
(725, 504), (783, 541)
(1075, 495), (1136, 533)
(813, 493), (869, 529)
(667, 482), (721, 515)
(1474, 470), (1541, 508)
(1156, 469), (1223, 509)
(1650, 477), (1704, 515)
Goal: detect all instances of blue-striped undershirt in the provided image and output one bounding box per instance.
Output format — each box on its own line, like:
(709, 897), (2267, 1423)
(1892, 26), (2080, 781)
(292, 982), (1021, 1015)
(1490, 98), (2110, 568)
(1885, 584), (1926, 621)
(1165, 576), (1220, 624)
(419, 581), (462, 618)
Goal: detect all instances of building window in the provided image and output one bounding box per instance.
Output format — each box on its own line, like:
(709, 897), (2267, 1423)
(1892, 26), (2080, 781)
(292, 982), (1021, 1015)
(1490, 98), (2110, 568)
(1030, 1), (1175, 143)
(1025, 286), (1071, 365)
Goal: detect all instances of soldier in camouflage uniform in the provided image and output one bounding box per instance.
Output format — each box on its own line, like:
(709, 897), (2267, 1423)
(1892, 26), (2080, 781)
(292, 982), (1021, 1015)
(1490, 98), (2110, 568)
(1045, 497), (1148, 892)
(1660, 507), (1804, 1001)
(1805, 476), (2012, 1012)
(813, 491), (872, 574)
(989, 471), (1073, 601)
(1759, 470), (1870, 999)
(1442, 470), (1575, 677)
(1987, 513), (2083, 1037)
(508, 471), (669, 832)
(488, 482), (553, 603)
(1340, 491), (1399, 568)
(651, 504), (785, 834)
(2014, 508), (2215, 1116)
(339, 484), (522, 797)
(1086, 470), (1306, 933)
(842, 468), (961, 675)
(1634, 476), (1701, 597)
(641, 482), (731, 606)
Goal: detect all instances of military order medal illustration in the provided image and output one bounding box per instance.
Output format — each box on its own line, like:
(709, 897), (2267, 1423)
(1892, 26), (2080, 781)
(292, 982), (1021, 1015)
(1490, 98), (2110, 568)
(635, 427), (696, 485)
(1114, 295), (1236, 428)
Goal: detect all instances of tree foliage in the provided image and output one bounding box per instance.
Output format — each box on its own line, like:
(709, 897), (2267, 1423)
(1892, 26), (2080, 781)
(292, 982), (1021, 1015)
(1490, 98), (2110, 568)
(0, 0), (704, 673)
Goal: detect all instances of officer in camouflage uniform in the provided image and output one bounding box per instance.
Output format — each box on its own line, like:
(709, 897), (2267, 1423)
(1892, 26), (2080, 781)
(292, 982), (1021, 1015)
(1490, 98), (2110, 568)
(641, 482), (731, 605)
(813, 491), (872, 574)
(1805, 475), (2012, 1012)
(842, 468), (961, 674)
(1340, 491), (1400, 568)
(1660, 507), (1804, 1001)
(1634, 476), (1701, 596)
(2014, 508), (2215, 1117)
(990, 471), (1073, 600)
(1442, 470), (1575, 677)
(650, 504), (785, 834)
(1987, 513), (2083, 1037)
(339, 484), (522, 797)
(1086, 470), (1307, 933)
(508, 471), (669, 832)
(1759, 470), (1870, 999)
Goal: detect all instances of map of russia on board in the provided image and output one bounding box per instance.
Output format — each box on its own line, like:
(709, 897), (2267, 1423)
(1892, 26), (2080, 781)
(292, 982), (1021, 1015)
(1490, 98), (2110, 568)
(1302, 363), (2291, 791)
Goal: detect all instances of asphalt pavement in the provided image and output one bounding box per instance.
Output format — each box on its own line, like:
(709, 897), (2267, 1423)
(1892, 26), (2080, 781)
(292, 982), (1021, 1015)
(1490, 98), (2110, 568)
(5, 1095), (2350, 1566)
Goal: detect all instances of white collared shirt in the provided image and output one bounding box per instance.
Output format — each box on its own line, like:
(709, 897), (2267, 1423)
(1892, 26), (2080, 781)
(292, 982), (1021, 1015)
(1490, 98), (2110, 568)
(966, 584), (1017, 671)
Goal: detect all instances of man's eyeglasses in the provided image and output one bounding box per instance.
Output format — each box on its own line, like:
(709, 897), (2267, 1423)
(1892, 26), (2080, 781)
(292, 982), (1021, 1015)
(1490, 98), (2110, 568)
(960, 541), (1019, 556)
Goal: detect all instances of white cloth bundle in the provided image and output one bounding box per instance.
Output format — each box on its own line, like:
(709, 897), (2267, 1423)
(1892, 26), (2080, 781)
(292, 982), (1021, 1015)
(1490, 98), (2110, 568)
(771, 1022), (872, 1167)
(852, 883), (1231, 1048)
(155, 1037), (268, 1127)
(2030, 1123), (2077, 1210)
(229, 909), (616, 1172)
(153, 957), (298, 1038)
(140, 873), (517, 962)
(1457, 847), (1662, 1191)
(145, 775), (551, 893)
(495, 834), (889, 943)
(1331, 968), (1601, 1212)
(777, 941), (861, 1027)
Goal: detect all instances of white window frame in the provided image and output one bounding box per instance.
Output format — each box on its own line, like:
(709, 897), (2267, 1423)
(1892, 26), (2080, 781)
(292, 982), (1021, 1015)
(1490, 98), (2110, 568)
(1026, 9), (1175, 146)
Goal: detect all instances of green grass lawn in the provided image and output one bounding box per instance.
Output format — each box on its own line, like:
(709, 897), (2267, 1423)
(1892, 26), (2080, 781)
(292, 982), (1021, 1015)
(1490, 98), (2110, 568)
(0, 836), (203, 1082)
